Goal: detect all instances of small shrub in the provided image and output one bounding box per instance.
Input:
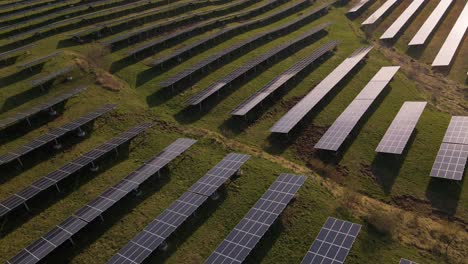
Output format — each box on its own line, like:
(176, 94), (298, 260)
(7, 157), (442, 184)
(365, 208), (402, 238)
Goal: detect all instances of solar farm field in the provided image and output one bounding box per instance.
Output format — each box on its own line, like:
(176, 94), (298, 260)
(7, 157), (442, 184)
(0, 0), (466, 264)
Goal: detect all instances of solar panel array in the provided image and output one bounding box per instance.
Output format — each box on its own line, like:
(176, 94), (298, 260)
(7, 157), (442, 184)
(430, 116), (468, 180)
(270, 46), (373, 134)
(0, 85), (86, 131)
(101, 0), (255, 48)
(231, 40), (339, 116)
(2, 0), (123, 33)
(409, 0), (454, 46)
(315, 66), (400, 151)
(376, 101), (426, 154)
(108, 153), (250, 264)
(7, 138), (196, 264)
(400, 258), (418, 264)
(186, 23), (332, 106)
(160, 1), (337, 89)
(69, 0), (196, 40)
(347, 0), (374, 14)
(147, 0), (308, 66)
(432, 1), (468, 66)
(0, 0), (76, 20)
(362, 0), (399, 25)
(0, 123), (152, 219)
(29, 65), (75, 88)
(0, 104), (116, 166)
(7, 0), (150, 40)
(16, 50), (61, 70)
(380, 0), (425, 40)
(205, 173), (305, 264)
(300, 217), (361, 264)
(130, 0), (284, 58)
(0, 43), (36, 60)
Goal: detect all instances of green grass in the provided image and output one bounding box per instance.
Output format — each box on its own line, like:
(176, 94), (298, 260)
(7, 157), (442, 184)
(0, 0), (466, 263)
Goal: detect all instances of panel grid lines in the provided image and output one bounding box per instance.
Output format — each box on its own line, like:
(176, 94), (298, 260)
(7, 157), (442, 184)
(300, 217), (361, 264)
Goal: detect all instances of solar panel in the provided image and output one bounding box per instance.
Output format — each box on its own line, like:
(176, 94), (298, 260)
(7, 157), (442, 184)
(0, 104), (116, 166)
(376, 102), (426, 154)
(0, 43), (36, 60)
(108, 192), (208, 264)
(231, 40), (339, 116)
(380, 0), (425, 40)
(432, 2), (468, 66)
(16, 51), (61, 70)
(347, 0), (375, 14)
(362, 0), (400, 25)
(400, 258), (418, 264)
(300, 217), (361, 264)
(409, 0), (454, 45)
(108, 152), (249, 263)
(8, 0), (151, 41)
(270, 46), (373, 134)
(70, 0), (197, 40)
(159, 2), (336, 89)
(147, 0), (302, 66)
(7, 137), (195, 264)
(189, 153), (250, 196)
(205, 173), (306, 264)
(0, 123), (151, 218)
(0, 0), (76, 21)
(130, 0), (283, 58)
(186, 24), (332, 106)
(315, 66), (399, 151)
(442, 116), (468, 145)
(0, 85), (86, 131)
(430, 116), (468, 181)
(29, 65), (75, 88)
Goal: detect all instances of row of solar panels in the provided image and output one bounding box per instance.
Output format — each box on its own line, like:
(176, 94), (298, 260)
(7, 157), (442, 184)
(144, 0), (313, 65)
(125, 0), (288, 58)
(73, 0), (258, 46)
(4, 136), (364, 264)
(159, 1), (336, 89)
(349, 0), (467, 67)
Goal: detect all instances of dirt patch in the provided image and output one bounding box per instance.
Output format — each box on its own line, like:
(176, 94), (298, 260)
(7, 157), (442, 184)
(96, 71), (124, 91)
(374, 44), (468, 115)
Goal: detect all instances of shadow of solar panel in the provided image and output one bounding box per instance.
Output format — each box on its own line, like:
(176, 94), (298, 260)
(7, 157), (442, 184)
(380, 0), (425, 40)
(301, 217), (361, 264)
(432, 2), (468, 66)
(376, 101), (426, 154)
(232, 40), (339, 115)
(205, 173), (305, 264)
(160, 1), (336, 89)
(362, 0), (399, 25)
(430, 143), (468, 181)
(270, 46), (373, 134)
(189, 153), (250, 196)
(409, 0), (454, 46)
